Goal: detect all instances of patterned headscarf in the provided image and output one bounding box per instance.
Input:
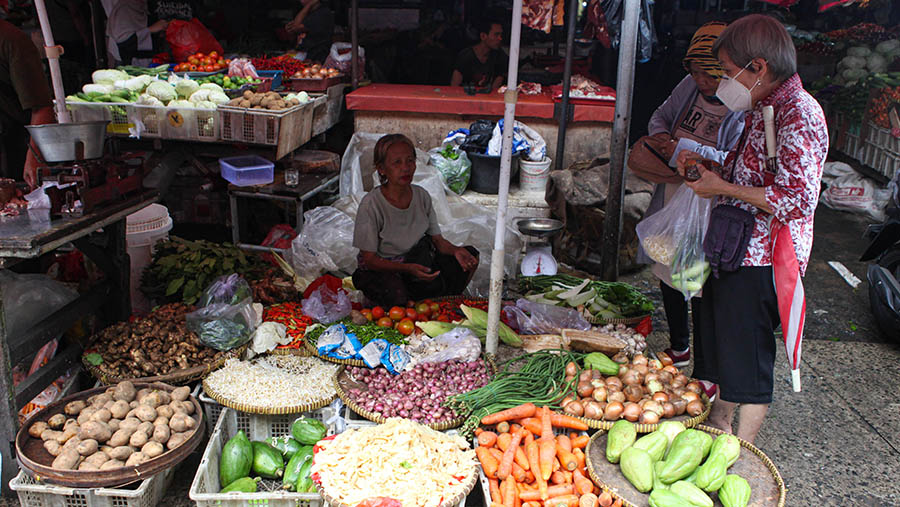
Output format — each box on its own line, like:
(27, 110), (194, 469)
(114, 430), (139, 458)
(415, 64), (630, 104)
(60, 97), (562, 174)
(683, 21), (727, 78)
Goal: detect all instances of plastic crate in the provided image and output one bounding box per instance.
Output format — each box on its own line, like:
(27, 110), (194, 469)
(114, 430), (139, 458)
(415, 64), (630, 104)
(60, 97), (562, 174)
(861, 141), (900, 179)
(865, 122), (900, 155)
(129, 104), (164, 139)
(159, 104), (219, 142)
(218, 96), (325, 160)
(10, 466), (175, 507)
(257, 70), (284, 90)
(189, 406), (336, 507)
(65, 101), (134, 136)
(219, 155), (275, 186)
(198, 391), (224, 435)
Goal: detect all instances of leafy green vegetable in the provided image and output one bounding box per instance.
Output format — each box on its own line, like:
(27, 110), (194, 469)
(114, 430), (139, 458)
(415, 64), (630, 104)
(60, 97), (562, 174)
(84, 353), (104, 366)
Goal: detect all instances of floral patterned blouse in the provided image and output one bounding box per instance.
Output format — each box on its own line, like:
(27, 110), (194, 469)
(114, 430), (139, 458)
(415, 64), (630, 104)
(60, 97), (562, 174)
(715, 74), (828, 276)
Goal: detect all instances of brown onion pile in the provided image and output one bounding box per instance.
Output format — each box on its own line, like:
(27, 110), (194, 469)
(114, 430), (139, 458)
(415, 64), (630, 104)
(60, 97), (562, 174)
(560, 354), (705, 424)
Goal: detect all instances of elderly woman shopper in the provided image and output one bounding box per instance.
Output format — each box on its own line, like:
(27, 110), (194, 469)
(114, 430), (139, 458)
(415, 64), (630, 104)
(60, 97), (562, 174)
(641, 21), (744, 374)
(676, 14), (828, 444)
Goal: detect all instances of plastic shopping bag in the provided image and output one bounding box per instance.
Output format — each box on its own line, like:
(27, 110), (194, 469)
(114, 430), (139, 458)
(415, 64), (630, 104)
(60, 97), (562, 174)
(301, 284), (351, 324)
(428, 144), (471, 195)
(487, 119), (543, 160)
(166, 19), (224, 63)
(186, 274), (257, 351)
(502, 299), (592, 335)
(324, 42), (365, 74)
(635, 185), (712, 299)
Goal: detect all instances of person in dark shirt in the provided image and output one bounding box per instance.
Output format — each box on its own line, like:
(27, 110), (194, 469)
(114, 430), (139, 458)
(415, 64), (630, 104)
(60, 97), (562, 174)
(285, 0), (334, 63)
(450, 19), (507, 89)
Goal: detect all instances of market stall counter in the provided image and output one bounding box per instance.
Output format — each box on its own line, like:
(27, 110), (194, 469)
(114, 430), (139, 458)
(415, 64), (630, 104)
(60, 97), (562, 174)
(346, 84), (616, 171)
(0, 191), (158, 494)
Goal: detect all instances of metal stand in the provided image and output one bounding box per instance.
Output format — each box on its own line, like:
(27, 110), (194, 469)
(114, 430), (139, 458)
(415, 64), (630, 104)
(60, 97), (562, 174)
(0, 193), (156, 495)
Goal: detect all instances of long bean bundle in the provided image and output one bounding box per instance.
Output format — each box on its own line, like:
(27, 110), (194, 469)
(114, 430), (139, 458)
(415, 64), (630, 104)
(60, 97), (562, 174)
(446, 349), (584, 437)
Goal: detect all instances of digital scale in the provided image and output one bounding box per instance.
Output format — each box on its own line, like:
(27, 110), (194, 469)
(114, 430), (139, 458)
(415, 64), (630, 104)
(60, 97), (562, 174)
(516, 217), (564, 277)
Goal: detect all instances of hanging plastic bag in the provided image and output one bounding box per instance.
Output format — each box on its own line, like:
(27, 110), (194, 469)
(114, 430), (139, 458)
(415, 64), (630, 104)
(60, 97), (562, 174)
(166, 19), (224, 63)
(186, 274), (257, 351)
(324, 42), (366, 74)
(291, 206), (358, 280)
(635, 185), (712, 299)
(600, 0), (656, 62)
(428, 144), (472, 195)
(460, 120), (495, 154)
(502, 299), (592, 335)
(301, 284), (352, 324)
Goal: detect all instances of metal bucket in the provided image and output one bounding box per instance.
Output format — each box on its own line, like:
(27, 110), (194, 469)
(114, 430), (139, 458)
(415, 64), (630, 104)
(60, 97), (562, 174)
(25, 121), (108, 162)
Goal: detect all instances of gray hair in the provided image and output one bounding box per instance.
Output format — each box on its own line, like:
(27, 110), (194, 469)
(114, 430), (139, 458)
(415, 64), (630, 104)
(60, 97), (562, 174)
(712, 14), (796, 83)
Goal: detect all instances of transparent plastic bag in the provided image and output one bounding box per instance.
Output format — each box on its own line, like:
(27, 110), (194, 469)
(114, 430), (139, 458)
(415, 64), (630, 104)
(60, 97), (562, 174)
(502, 299), (592, 335)
(636, 185), (712, 299)
(0, 271), (78, 338)
(290, 206), (358, 279)
(301, 284), (351, 324)
(408, 327), (482, 365)
(186, 274), (257, 351)
(428, 146), (471, 195)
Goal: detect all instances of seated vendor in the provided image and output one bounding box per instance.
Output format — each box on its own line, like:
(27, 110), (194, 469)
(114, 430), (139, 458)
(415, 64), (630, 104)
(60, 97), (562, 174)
(352, 134), (480, 307)
(450, 19), (507, 90)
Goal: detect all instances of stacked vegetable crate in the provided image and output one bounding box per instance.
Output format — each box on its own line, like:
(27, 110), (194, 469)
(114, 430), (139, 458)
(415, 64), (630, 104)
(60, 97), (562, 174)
(860, 122), (900, 178)
(189, 406), (336, 507)
(830, 111), (864, 161)
(218, 95), (326, 160)
(10, 463), (175, 507)
(65, 101), (134, 136)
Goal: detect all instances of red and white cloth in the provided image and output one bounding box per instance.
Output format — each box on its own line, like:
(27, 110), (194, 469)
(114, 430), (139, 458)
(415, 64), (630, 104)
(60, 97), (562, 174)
(522, 0), (554, 33)
(716, 74), (829, 276)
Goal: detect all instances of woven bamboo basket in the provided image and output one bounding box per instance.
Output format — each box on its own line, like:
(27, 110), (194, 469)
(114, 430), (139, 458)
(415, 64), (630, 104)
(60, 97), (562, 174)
(303, 339), (368, 367)
(269, 346), (311, 356)
(587, 313), (651, 326)
(84, 343), (249, 386)
(201, 354), (338, 415)
(585, 424), (786, 507)
(572, 392), (711, 432)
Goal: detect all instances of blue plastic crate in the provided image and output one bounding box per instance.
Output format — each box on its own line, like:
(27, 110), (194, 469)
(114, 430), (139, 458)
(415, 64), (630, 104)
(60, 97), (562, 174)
(257, 70), (283, 90)
(219, 155), (274, 186)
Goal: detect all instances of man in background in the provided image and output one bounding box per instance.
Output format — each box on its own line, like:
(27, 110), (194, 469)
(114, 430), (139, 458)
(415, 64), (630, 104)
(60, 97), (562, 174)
(450, 19), (507, 90)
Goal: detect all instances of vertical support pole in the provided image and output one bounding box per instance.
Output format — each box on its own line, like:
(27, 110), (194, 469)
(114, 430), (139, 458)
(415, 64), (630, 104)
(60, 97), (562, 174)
(107, 219), (131, 321)
(0, 284), (18, 496)
(351, 0), (360, 90)
(33, 0), (71, 123)
(599, 0), (641, 281)
(485, 0), (523, 355)
(554, 0), (580, 169)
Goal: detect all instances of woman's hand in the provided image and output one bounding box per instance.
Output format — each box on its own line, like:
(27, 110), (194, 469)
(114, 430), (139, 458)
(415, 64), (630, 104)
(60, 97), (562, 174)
(149, 19), (169, 33)
(675, 150), (703, 176)
(685, 166), (730, 198)
(454, 247), (478, 272)
(406, 263), (440, 281)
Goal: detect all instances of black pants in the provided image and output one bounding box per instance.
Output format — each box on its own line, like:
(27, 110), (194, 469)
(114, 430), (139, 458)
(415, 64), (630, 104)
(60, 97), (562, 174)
(696, 266), (779, 404)
(659, 281), (702, 352)
(0, 116), (27, 182)
(353, 238), (479, 308)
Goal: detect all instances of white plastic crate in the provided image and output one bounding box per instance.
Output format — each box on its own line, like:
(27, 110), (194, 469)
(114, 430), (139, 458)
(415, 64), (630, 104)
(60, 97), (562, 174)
(160, 105), (219, 142)
(861, 141), (900, 179)
(65, 101), (134, 136)
(9, 466), (174, 507)
(865, 122), (900, 155)
(189, 406), (337, 507)
(218, 96), (325, 159)
(198, 391), (224, 435)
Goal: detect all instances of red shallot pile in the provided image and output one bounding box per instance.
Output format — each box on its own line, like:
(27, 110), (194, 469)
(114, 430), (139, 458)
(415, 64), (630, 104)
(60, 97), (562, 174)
(345, 360), (491, 425)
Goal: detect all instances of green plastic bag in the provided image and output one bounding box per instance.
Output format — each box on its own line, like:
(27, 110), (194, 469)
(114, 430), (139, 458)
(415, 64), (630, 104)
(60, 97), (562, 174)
(429, 145), (471, 195)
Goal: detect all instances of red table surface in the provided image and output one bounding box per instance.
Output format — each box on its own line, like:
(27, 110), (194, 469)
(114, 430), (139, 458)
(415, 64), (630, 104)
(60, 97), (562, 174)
(346, 84), (615, 123)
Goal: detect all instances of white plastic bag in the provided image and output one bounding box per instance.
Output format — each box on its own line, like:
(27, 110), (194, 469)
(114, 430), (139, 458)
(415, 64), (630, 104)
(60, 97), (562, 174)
(0, 271), (78, 338)
(821, 172), (891, 222)
(324, 42), (365, 75)
(301, 284), (351, 324)
(487, 119), (547, 162)
(408, 327), (482, 366)
(291, 206), (358, 279)
(635, 185), (713, 299)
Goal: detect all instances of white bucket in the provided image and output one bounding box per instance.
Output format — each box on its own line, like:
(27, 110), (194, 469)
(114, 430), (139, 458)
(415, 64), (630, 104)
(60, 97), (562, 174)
(126, 204), (172, 315)
(520, 157), (552, 193)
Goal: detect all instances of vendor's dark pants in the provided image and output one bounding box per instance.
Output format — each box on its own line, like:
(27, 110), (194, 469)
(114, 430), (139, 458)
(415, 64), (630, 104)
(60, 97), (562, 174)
(695, 266), (779, 404)
(659, 281), (701, 352)
(353, 239), (479, 308)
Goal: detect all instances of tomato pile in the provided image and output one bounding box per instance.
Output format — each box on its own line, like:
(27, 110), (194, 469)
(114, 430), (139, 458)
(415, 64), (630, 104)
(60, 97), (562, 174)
(825, 23), (896, 44)
(263, 302), (316, 349)
(869, 87), (900, 130)
(173, 51), (229, 73)
(359, 300), (442, 336)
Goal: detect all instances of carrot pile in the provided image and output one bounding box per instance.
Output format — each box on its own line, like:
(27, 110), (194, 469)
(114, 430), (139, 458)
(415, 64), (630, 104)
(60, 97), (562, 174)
(475, 403), (622, 507)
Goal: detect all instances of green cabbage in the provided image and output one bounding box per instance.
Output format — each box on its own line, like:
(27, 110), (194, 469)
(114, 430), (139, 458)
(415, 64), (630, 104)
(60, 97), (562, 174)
(167, 99), (195, 108)
(146, 81), (176, 104)
(867, 53), (887, 73)
(122, 75), (153, 92)
(92, 69), (129, 84)
(136, 94), (163, 106)
(189, 89), (211, 103)
(199, 83), (224, 94)
(840, 55), (866, 69)
(846, 46), (871, 57)
(207, 91), (230, 104)
(875, 39), (899, 55)
(195, 100), (217, 109)
(174, 79), (200, 99)
(83, 83), (114, 95)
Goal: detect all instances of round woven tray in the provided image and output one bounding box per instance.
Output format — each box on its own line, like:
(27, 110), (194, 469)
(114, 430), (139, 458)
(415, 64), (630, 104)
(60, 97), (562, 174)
(316, 464), (478, 507)
(16, 382), (204, 488)
(587, 314), (651, 326)
(270, 346), (311, 356)
(201, 355), (337, 415)
(573, 392), (711, 432)
(585, 424), (786, 507)
(333, 365), (467, 430)
(83, 343), (249, 386)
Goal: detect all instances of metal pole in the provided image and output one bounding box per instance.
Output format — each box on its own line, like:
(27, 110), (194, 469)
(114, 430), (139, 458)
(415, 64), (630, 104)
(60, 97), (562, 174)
(485, 0), (523, 355)
(33, 0), (71, 123)
(554, 0), (579, 169)
(599, 0), (641, 281)
(350, 0), (360, 89)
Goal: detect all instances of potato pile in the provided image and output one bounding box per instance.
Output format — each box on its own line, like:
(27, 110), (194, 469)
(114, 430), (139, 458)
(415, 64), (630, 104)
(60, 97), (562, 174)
(226, 90), (300, 110)
(30, 382), (198, 471)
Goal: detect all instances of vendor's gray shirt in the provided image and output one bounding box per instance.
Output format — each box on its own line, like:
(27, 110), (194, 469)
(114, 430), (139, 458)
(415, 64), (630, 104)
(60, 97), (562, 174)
(353, 185), (441, 259)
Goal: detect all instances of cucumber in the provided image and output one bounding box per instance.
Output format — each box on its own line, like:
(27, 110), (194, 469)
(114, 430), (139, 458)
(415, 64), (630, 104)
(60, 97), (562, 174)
(219, 430), (253, 489)
(294, 455), (315, 493)
(220, 476), (260, 493)
(291, 417), (328, 445)
(282, 447), (313, 490)
(251, 441), (285, 478)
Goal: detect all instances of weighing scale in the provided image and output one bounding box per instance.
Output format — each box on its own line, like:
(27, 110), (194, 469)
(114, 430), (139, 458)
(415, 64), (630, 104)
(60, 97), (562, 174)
(517, 218), (564, 276)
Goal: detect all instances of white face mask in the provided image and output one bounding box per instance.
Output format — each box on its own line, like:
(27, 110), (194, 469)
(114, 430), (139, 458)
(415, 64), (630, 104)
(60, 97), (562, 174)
(716, 61), (761, 112)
